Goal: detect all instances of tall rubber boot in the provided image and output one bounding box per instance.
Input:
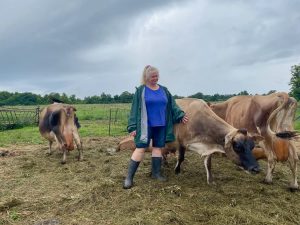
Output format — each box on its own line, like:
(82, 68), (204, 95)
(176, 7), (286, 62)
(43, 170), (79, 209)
(151, 157), (167, 181)
(123, 159), (140, 189)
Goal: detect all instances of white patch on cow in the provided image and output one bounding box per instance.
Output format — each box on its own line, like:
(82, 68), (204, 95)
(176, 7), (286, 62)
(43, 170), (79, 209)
(187, 142), (225, 157)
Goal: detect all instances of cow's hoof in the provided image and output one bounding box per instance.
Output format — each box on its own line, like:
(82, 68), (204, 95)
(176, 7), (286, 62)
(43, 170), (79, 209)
(46, 152), (52, 156)
(174, 167), (180, 174)
(288, 184), (299, 192)
(263, 178), (273, 185)
(61, 161), (66, 164)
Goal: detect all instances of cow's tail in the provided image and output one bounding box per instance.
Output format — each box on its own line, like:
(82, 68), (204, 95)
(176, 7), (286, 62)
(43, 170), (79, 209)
(266, 93), (298, 139)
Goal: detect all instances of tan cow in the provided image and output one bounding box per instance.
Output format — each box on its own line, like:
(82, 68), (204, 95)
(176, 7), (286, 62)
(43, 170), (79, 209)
(39, 103), (83, 164)
(117, 136), (176, 163)
(173, 98), (263, 184)
(210, 92), (299, 189)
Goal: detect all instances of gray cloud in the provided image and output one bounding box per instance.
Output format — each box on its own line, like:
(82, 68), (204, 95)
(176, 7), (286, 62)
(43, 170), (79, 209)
(0, 0), (299, 97)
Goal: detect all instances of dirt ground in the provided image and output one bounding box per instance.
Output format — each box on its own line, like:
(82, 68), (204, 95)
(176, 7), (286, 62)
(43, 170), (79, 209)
(1, 137), (300, 225)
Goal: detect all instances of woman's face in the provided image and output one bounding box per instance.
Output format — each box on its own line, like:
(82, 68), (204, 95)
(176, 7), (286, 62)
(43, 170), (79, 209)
(147, 72), (159, 85)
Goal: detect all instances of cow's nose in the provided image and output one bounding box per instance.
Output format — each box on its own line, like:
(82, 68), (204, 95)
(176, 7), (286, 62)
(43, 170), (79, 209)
(249, 165), (260, 174)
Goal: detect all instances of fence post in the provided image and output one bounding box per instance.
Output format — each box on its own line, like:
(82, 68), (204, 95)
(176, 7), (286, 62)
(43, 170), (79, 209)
(36, 107), (40, 125)
(108, 108), (112, 136)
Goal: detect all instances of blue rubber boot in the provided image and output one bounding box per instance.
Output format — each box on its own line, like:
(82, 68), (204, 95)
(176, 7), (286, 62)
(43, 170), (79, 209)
(123, 159), (140, 189)
(151, 157), (167, 181)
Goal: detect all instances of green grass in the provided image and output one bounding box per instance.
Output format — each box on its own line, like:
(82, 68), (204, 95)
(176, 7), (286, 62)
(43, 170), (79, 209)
(0, 121), (127, 147)
(0, 126), (44, 147)
(294, 107), (300, 130)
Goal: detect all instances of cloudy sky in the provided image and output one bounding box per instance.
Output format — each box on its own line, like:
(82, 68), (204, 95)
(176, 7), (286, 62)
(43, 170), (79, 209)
(0, 0), (299, 98)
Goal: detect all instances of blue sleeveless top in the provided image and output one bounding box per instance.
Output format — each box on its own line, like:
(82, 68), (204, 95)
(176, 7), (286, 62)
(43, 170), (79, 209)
(145, 86), (168, 127)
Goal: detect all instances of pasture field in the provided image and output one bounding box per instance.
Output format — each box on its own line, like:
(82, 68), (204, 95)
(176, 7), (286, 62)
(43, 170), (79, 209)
(1, 138), (300, 225)
(0, 104), (130, 147)
(0, 104), (300, 225)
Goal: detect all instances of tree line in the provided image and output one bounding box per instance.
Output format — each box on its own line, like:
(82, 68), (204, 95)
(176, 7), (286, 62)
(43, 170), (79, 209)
(0, 91), (134, 106)
(0, 90), (276, 106)
(1, 63), (299, 106)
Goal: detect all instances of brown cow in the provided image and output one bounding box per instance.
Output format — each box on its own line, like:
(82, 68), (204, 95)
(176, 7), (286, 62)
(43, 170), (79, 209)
(117, 136), (176, 163)
(173, 98), (263, 184)
(39, 103), (83, 164)
(210, 92), (299, 189)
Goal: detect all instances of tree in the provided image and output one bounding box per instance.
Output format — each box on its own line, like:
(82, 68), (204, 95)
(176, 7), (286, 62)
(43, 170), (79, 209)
(188, 92), (204, 99)
(237, 90), (249, 96)
(119, 91), (133, 103)
(289, 64), (300, 101)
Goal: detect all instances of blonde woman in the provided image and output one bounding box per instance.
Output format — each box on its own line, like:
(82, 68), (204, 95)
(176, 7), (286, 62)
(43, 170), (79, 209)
(123, 65), (188, 189)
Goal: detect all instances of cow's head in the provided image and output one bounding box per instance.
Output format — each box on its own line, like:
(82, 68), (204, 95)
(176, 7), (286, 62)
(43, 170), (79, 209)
(50, 106), (78, 151)
(225, 129), (263, 174)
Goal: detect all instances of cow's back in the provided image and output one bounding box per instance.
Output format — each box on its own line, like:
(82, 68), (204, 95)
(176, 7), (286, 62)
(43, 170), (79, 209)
(211, 96), (258, 133)
(175, 98), (232, 145)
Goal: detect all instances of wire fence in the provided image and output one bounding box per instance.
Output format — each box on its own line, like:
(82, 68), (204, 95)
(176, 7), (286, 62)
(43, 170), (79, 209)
(0, 106), (40, 130)
(0, 106), (130, 136)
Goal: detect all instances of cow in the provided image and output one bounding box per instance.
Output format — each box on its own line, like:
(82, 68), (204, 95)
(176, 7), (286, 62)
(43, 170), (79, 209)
(173, 98), (263, 184)
(117, 136), (177, 164)
(39, 103), (83, 164)
(210, 92), (299, 189)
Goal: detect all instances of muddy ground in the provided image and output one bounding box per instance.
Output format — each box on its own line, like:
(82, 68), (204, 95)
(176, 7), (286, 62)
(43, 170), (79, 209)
(1, 137), (300, 225)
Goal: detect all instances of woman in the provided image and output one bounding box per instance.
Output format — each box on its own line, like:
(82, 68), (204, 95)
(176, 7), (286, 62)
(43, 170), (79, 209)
(123, 65), (188, 189)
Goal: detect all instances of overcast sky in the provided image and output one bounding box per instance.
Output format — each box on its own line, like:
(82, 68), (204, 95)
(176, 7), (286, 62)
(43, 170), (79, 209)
(0, 0), (299, 98)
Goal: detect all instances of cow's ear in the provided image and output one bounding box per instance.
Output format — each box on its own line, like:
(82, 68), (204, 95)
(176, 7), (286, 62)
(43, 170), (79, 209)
(224, 129), (237, 149)
(250, 134), (264, 143)
(237, 128), (247, 135)
(72, 106), (77, 112)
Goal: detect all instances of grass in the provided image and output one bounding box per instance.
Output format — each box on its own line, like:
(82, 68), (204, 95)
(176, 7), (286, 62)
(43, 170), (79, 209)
(0, 104), (300, 224)
(1, 137), (300, 224)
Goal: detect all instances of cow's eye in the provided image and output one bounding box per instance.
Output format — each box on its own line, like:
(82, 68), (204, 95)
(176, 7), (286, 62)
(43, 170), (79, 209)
(233, 142), (244, 153)
(248, 140), (255, 150)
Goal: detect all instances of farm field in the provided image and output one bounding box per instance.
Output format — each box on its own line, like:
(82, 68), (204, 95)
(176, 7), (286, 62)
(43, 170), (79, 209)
(0, 104), (300, 224)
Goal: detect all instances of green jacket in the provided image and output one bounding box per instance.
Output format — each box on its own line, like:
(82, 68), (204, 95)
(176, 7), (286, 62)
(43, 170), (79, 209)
(127, 84), (185, 146)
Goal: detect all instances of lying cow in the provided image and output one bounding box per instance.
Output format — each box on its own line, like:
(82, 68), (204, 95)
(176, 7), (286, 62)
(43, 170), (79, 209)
(117, 136), (176, 163)
(173, 98), (263, 184)
(39, 103), (83, 164)
(210, 92), (299, 189)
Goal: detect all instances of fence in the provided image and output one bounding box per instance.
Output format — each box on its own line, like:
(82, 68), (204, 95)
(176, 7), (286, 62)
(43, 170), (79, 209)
(0, 106), (40, 130)
(79, 108), (130, 136)
(0, 106), (130, 136)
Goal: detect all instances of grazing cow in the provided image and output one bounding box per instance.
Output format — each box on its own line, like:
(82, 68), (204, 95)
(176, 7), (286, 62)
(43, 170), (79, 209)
(39, 103), (83, 164)
(210, 92), (299, 189)
(173, 98), (263, 184)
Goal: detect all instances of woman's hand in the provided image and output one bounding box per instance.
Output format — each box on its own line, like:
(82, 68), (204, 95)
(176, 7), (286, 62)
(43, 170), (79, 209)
(181, 114), (189, 124)
(130, 130), (137, 137)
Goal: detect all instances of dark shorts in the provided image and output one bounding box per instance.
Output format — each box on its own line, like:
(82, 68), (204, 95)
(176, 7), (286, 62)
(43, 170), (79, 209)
(136, 126), (166, 148)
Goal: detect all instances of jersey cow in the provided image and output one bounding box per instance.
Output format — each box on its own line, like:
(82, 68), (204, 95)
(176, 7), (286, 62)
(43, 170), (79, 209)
(210, 92), (299, 189)
(39, 103), (83, 164)
(173, 98), (262, 184)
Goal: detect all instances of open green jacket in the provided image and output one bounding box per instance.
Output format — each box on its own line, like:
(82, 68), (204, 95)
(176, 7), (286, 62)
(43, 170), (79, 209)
(127, 84), (185, 146)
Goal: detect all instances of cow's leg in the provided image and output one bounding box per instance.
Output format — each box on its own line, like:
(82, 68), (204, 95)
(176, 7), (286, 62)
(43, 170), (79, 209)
(61, 148), (67, 164)
(48, 141), (53, 155)
(288, 142), (299, 190)
(204, 154), (213, 184)
(175, 145), (185, 174)
(264, 151), (276, 184)
(73, 131), (83, 161)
